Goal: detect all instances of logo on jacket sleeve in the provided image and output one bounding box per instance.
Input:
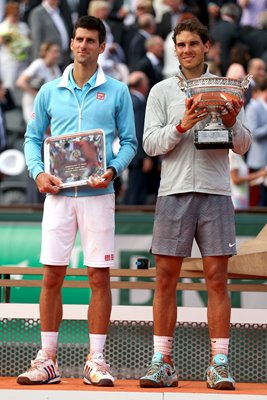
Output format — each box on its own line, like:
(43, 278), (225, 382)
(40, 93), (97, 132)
(97, 92), (105, 100)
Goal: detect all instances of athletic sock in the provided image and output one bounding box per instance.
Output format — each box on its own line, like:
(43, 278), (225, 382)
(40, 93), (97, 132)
(211, 338), (229, 358)
(41, 331), (58, 359)
(89, 333), (107, 356)
(154, 335), (173, 357)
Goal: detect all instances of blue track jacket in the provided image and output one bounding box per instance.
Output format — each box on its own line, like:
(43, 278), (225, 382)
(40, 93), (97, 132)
(24, 64), (137, 197)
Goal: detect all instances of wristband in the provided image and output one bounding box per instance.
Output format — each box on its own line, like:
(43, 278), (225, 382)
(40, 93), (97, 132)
(176, 121), (186, 134)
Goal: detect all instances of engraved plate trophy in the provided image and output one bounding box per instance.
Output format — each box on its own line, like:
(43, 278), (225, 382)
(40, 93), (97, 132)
(44, 130), (106, 189)
(178, 74), (252, 149)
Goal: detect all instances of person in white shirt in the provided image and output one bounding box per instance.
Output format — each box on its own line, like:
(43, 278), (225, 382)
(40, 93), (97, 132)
(16, 42), (62, 123)
(229, 150), (267, 209)
(0, 2), (31, 92)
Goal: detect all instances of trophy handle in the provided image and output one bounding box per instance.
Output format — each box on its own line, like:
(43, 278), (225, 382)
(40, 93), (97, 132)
(177, 76), (188, 93)
(241, 74), (253, 91)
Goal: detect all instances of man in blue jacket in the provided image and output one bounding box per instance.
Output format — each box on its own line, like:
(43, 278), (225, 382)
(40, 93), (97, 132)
(17, 15), (137, 386)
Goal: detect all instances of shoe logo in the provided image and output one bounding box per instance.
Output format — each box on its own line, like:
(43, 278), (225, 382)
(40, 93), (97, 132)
(219, 357), (225, 362)
(165, 367), (172, 376)
(228, 243), (236, 247)
(44, 365), (56, 379)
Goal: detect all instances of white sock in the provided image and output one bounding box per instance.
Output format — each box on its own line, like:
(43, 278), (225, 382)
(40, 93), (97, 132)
(89, 334), (107, 356)
(211, 338), (229, 358)
(154, 335), (173, 357)
(41, 332), (58, 358)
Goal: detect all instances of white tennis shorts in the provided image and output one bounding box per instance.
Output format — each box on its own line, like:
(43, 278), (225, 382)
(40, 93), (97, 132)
(40, 194), (115, 267)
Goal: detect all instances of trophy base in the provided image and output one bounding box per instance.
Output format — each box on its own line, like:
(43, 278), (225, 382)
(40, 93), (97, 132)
(194, 128), (233, 150)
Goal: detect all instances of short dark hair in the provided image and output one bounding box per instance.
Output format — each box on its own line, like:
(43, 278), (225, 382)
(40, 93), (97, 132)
(172, 18), (210, 45)
(73, 16), (106, 44)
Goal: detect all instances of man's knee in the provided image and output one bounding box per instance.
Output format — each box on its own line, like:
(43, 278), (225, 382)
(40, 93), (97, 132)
(205, 269), (228, 294)
(42, 266), (66, 290)
(155, 257), (182, 291)
(88, 267), (110, 290)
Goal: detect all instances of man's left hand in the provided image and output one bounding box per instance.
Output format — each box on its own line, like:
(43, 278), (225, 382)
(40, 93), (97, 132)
(86, 168), (114, 189)
(220, 99), (243, 128)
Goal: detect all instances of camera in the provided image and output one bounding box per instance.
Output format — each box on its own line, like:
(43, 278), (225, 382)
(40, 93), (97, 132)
(136, 258), (150, 269)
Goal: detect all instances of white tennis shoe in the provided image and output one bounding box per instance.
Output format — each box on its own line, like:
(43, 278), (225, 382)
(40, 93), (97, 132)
(17, 350), (60, 385)
(83, 352), (114, 386)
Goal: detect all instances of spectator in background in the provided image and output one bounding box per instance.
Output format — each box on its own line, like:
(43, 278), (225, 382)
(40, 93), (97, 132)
(187, 0), (209, 27)
(240, 11), (267, 60)
(226, 52), (267, 209)
(108, 0), (156, 33)
(16, 42), (61, 124)
(246, 77), (267, 206)
(205, 39), (222, 75)
(229, 43), (251, 73)
(66, 0), (80, 24)
(256, 10), (267, 65)
(22, 0), (73, 28)
(78, 0), (92, 19)
(247, 58), (267, 85)
(123, 71), (151, 205)
(134, 0), (156, 18)
(157, 0), (192, 39)
(107, 0), (156, 57)
(0, 2), (31, 93)
(0, 1), (6, 22)
(229, 149), (267, 209)
(89, 0), (128, 82)
(237, 0), (267, 28)
(207, 0), (238, 26)
(210, 3), (241, 75)
(245, 58), (267, 105)
(107, 0), (129, 44)
(163, 28), (180, 78)
(226, 62), (246, 80)
(134, 35), (164, 90)
(28, 0), (72, 69)
(0, 80), (15, 152)
(128, 13), (156, 71)
(16, 42), (61, 204)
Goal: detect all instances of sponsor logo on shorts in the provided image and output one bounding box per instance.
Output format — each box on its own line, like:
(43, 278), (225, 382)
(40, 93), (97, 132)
(105, 254), (114, 261)
(228, 243), (236, 247)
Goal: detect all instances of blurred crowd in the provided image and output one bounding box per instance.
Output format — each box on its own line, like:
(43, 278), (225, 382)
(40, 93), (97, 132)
(0, 0), (267, 207)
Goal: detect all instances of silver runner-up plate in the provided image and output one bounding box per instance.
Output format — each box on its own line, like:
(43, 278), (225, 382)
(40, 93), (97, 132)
(44, 130), (106, 188)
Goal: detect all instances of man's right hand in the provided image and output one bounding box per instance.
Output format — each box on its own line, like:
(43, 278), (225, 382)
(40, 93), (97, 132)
(180, 97), (209, 131)
(35, 172), (62, 194)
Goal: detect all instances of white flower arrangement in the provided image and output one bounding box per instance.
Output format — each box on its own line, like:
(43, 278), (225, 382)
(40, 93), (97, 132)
(0, 24), (31, 61)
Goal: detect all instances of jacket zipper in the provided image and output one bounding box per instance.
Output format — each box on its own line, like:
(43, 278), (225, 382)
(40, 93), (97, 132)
(66, 85), (93, 197)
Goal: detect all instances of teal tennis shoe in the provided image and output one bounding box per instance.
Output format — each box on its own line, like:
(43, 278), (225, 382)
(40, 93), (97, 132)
(140, 352), (178, 388)
(206, 354), (235, 390)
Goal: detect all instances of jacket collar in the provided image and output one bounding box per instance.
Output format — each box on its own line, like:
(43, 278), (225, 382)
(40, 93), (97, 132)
(58, 63), (107, 89)
(177, 63), (211, 81)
